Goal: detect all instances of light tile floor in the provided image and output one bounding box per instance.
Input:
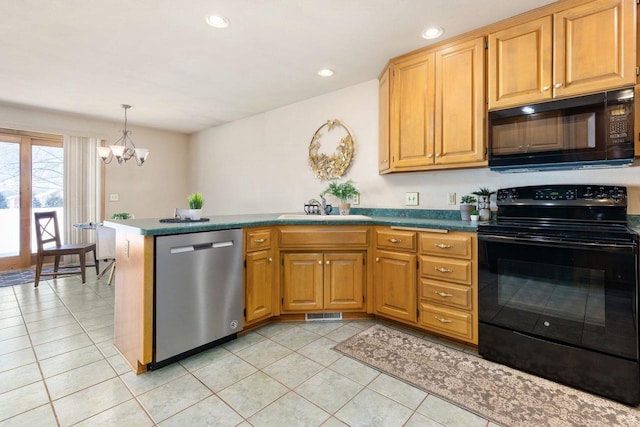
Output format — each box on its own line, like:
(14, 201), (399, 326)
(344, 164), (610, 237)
(0, 272), (498, 427)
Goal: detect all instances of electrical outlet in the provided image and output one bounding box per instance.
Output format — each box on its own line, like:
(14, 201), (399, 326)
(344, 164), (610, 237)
(123, 240), (130, 258)
(448, 192), (456, 205)
(352, 194), (360, 205)
(405, 192), (419, 206)
(109, 193), (119, 202)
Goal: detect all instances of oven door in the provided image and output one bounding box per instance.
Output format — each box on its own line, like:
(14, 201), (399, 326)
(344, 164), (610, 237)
(478, 234), (638, 361)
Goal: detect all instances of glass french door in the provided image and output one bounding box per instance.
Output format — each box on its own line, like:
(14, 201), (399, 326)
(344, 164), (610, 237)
(0, 131), (63, 270)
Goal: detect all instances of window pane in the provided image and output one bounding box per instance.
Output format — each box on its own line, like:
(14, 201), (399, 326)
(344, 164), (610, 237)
(31, 145), (64, 252)
(0, 141), (20, 256)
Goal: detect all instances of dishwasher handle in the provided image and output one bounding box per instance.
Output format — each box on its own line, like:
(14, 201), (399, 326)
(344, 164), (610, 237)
(170, 240), (235, 254)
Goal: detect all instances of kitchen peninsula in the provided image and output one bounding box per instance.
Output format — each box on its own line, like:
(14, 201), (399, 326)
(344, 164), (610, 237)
(105, 211), (478, 374)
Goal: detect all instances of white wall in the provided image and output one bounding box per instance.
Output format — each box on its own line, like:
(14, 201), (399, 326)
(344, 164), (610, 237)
(0, 104), (189, 220)
(190, 79), (640, 215)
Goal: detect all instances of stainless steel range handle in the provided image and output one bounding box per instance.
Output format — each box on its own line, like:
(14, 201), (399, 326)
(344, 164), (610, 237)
(478, 234), (636, 252)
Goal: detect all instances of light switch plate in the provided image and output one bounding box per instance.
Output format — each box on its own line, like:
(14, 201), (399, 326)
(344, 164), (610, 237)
(405, 192), (419, 206)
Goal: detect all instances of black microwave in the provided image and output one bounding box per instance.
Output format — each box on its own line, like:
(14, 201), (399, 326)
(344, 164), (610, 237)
(488, 88), (635, 172)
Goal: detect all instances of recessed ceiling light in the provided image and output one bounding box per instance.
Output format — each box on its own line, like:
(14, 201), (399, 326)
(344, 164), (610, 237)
(318, 69), (334, 77)
(206, 15), (230, 28)
(422, 27), (444, 39)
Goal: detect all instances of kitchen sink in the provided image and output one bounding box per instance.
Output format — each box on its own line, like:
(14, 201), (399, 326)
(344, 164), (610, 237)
(277, 214), (371, 220)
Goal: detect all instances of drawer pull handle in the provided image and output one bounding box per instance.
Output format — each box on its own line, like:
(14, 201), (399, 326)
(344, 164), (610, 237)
(435, 267), (453, 273)
(435, 291), (453, 298)
(435, 316), (453, 324)
(434, 243), (452, 249)
(253, 238), (266, 243)
(388, 238), (402, 243)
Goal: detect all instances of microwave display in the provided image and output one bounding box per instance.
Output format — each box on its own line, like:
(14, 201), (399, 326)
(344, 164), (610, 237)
(488, 88), (634, 172)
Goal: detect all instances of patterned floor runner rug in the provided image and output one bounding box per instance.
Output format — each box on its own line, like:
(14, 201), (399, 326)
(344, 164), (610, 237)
(333, 324), (640, 427)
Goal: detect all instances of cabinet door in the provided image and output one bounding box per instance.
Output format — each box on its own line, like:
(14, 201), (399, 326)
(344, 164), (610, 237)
(282, 253), (323, 311)
(324, 252), (364, 311)
(488, 16), (553, 109)
(554, 0), (636, 97)
(379, 66), (391, 174)
(435, 37), (486, 165)
(390, 52), (435, 169)
(374, 250), (417, 323)
(245, 249), (274, 323)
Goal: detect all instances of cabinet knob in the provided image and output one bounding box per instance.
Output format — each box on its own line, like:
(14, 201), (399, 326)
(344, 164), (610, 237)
(326, 260), (330, 265)
(435, 153), (441, 158)
(434, 243), (451, 249)
(542, 86), (550, 91)
(428, 154), (433, 158)
(435, 267), (453, 273)
(388, 238), (402, 243)
(376, 257), (380, 262)
(318, 260), (323, 264)
(268, 257), (273, 262)
(435, 316), (453, 324)
(554, 83), (563, 88)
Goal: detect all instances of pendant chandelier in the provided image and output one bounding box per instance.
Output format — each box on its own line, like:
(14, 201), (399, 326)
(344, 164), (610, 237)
(98, 104), (149, 166)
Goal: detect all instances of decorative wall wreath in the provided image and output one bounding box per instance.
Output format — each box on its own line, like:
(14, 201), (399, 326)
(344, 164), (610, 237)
(308, 119), (355, 181)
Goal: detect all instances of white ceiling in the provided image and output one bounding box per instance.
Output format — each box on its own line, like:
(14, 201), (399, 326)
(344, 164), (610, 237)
(0, 0), (556, 134)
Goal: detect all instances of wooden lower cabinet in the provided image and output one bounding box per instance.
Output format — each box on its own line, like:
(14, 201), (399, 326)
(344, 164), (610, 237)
(244, 228), (276, 325)
(373, 227), (478, 345)
(281, 252), (365, 312)
(245, 249), (275, 323)
(374, 250), (417, 323)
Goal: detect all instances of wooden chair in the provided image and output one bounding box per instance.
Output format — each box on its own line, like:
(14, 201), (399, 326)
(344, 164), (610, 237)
(34, 211), (98, 287)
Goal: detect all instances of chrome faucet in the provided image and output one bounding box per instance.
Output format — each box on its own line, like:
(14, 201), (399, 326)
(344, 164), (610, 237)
(304, 195), (332, 215)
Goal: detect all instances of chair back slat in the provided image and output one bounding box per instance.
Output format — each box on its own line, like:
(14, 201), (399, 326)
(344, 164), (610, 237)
(34, 211), (62, 251)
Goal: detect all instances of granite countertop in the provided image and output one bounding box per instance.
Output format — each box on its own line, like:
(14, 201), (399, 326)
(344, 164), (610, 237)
(104, 208), (484, 236)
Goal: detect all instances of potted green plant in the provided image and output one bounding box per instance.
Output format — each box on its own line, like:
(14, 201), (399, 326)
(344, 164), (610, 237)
(322, 180), (360, 215)
(472, 187), (495, 221)
(469, 209), (480, 222)
(187, 192), (204, 220)
(111, 212), (131, 220)
(459, 195), (477, 221)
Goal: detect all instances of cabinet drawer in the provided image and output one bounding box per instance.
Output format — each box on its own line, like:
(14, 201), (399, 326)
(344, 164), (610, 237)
(375, 228), (416, 251)
(420, 256), (471, 285)
(279, 226), (369, 248)
(245, 229), (272, 252)
(420, 303), (473, 341)
(420, 233), (471, 259)
(420, 279), (472, 310)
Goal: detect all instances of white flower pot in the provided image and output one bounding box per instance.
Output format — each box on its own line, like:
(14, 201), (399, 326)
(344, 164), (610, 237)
(189, 209), (202, 220)
(470, 214), (479, 222)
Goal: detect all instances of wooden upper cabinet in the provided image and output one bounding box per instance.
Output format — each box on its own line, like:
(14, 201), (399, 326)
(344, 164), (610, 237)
(488, 0), (635, 110)
(554, 0), (636, 98)
(435, 36), (486, 165)
(390, 51), (435, 169)
(488, 16), (553, 109)
(378, 66), (391, 174)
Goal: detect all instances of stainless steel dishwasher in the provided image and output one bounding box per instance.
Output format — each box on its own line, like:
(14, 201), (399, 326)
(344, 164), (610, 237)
(153, 229), (243, 368)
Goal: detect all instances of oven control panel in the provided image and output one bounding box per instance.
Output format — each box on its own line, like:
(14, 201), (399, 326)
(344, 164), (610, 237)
(496, 185), (627, 205)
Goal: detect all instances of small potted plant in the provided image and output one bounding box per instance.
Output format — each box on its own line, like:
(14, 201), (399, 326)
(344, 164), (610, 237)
(469, 209), (480, 222)
(459, 195), (477, 221)
(322, 180), (360, 215)
(187, 192), (204, 220)
(111, 212), (131, 220)
(472, 187), (495, 221)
